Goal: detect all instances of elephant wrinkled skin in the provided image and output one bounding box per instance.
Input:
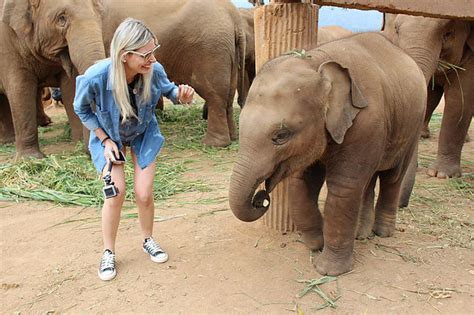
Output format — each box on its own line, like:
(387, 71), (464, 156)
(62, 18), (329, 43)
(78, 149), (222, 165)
(1, 0), (244, 159)
(383, 15), (474, 180)
(0, 0), (106, 158)
(101, 0), (245, 148)
(228, 33), (426, 276)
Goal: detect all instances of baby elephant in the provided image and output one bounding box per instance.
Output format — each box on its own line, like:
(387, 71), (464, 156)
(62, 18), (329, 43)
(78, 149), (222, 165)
(228, 32), (427, 276)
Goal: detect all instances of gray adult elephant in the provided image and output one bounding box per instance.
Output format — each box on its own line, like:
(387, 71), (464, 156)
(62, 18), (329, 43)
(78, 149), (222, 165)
(237, 8), (255, 107)
(382, 14), (473, 179)
(101, 0), (245, 147)
(228, 32), (426, 276)
(0, 0), (106, 158)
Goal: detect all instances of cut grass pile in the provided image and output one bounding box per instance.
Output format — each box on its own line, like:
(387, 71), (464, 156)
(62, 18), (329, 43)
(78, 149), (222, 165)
(0, 149), (201, 207)
(400, 173), (473, 249)
(404, 112), (474, 249)
(0, 104), (239, 207)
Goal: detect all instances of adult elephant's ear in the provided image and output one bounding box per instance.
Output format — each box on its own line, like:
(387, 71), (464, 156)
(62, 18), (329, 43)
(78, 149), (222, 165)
(318, 61), (368, 144)
(1, 0), (33, 37)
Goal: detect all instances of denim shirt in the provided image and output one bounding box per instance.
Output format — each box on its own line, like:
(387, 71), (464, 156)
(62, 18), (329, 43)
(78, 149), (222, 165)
(73, 59), (178, 173)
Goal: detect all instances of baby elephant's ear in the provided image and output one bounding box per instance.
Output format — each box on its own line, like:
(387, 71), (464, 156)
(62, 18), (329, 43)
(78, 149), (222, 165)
(318, 61), (368, 144)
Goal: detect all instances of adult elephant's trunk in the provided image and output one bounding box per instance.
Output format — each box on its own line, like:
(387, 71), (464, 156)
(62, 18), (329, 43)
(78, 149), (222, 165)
(66, 20), (106, 75)
(228, 154), (270, 222)
(403, 46), (440, 84)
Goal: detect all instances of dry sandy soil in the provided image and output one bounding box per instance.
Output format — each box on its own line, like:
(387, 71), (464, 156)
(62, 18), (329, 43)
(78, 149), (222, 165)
(1, 104), (473, 314)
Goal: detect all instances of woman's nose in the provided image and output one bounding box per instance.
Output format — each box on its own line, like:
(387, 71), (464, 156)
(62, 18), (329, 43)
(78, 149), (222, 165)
(148, 54), (156, 62)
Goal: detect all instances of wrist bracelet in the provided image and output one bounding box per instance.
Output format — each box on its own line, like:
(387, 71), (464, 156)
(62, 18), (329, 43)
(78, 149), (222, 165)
(101, 136), (110, 145)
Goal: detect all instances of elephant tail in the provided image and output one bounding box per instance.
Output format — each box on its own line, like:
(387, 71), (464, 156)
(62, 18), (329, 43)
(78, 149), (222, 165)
(236, 23), (247, 108)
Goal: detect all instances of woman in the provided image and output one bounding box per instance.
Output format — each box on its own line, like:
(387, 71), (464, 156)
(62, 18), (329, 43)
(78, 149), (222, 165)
(74, 18), (194, 281)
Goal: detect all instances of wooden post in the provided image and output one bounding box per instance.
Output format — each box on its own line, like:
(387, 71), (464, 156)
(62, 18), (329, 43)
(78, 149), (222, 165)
(254, 0), (319, 232)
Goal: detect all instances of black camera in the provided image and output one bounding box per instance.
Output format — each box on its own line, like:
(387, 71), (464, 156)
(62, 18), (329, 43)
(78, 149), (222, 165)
(102, 160), (119, 199)
(103, 184), (119, 199)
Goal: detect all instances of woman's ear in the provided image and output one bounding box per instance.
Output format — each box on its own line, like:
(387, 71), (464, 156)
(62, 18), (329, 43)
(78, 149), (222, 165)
(318, 61), (368, 144)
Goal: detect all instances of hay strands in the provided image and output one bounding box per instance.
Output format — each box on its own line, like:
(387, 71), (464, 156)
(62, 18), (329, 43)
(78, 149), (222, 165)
(296, 276), (340, 310)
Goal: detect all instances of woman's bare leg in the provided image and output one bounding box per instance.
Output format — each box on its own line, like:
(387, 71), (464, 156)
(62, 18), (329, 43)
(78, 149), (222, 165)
(101, 149), (127, 252)
(131, 150), (156, 239)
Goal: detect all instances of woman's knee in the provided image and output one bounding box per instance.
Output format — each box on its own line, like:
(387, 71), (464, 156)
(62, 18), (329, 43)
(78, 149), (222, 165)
(135, 189), (154, 206)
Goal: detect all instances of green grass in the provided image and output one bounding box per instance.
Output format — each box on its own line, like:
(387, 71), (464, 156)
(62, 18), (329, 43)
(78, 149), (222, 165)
(0, 147), (202, 207)
(158, 102), (240, 154)
(0, 103), (242, 207)
(399, 170), (473, 249)
(0, 143), (15, 154)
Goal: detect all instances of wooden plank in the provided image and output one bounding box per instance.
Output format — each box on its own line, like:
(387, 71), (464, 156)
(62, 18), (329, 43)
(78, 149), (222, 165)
(313, 0), (474, 20)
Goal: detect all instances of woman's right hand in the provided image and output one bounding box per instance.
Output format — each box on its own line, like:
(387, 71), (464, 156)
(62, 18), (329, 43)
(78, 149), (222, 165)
(103, 139), (123, 164)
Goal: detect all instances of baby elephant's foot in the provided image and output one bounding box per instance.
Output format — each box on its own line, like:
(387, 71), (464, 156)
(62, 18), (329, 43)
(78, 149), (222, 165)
(355, 224), (374, 240)
(315, 247), (353, 276)
(301, 230), (323, 251)
(373, 222), (395, 238)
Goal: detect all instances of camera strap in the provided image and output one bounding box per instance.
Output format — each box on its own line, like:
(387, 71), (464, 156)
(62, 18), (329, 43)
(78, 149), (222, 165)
(102, 159), (120, 199)
(103, 159), (114, 185)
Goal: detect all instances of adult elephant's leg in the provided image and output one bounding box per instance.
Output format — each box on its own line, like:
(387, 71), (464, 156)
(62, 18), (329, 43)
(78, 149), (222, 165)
(227, 102), (237, 141)
(289, 163), (325, 251)
(427, 58), (474, 178)
(60, 74), (83, 142)
(355, 174), (377, 240)
(36, 88), (52, 127)
(0, 94), (15, 144)
(202, 102), (208, 120)
(202, 94), (231, 146)
(196, 73), (233, 147)
(156, 96), (164, 112)
(421, 84), (443, 138)
(226, 60), (238, 142)
(7, 75), (44, 158)
(399, 141), (418, 208)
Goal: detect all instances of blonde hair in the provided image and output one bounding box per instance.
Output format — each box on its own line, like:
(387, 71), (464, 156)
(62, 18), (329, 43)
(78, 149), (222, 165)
(109, 18), (157, 122)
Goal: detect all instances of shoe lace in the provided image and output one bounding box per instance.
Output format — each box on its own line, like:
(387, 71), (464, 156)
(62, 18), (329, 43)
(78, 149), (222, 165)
(100, 251), (115, 270)
(144, 239), (163, 256)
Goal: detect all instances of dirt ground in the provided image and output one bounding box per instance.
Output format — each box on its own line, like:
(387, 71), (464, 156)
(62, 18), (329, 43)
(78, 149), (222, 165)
(1, 104), (473, 314)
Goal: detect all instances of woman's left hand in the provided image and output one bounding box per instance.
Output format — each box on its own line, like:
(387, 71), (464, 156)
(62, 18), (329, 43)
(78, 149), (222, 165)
(177, 84), (194, 105)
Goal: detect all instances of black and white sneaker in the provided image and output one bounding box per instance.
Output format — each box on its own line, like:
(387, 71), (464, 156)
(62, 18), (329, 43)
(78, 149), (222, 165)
(98, 249), (116, 281)
(143, 237), (168, 263)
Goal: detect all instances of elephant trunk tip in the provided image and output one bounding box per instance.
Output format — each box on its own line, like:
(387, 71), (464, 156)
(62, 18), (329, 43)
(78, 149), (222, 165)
(229, 189), (271, 223)
(251, 189), (271, 210)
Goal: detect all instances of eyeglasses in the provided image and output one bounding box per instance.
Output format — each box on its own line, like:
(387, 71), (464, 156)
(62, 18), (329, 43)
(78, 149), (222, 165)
(122, 44), (160, 61)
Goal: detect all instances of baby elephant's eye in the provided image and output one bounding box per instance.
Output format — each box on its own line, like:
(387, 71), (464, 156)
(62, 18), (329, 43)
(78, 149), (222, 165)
(57, 14), (68, 27)
(272, 128), (291, 145)
(443, 31), (455, 41)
